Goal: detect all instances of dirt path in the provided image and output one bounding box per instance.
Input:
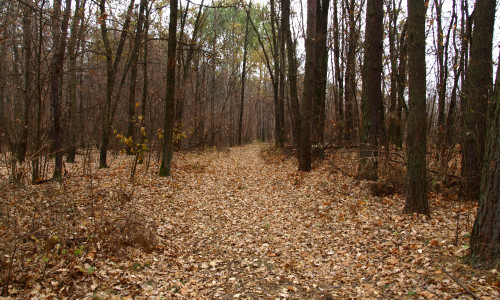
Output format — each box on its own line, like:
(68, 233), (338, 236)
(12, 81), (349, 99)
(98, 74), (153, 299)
(112, 144), (495, 299)
(15, 144), (494, 299)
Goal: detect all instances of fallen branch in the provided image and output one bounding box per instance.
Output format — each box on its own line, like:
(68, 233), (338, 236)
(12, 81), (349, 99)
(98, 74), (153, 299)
(441, 266), (481, 300)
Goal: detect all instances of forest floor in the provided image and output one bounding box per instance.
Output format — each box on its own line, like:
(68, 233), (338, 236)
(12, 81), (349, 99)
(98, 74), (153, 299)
(1, 143), (499, 299)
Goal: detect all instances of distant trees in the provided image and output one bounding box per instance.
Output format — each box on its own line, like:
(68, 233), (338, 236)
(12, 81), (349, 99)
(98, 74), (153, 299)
(0, 0), (499, 237)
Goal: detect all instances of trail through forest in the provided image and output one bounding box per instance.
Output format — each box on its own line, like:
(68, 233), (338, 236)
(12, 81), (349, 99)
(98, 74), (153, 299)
(2, 144), (499, 299)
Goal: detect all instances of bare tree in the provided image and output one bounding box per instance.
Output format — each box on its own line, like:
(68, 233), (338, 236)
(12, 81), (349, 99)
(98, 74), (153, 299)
(159, 0), (178, 176)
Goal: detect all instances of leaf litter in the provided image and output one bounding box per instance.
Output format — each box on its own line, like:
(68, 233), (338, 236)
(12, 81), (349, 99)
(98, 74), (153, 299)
(0, 144), (498, 299)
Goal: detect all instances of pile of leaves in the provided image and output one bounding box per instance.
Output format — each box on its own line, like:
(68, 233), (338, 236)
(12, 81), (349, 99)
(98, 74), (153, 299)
(1, 144), (498, 299)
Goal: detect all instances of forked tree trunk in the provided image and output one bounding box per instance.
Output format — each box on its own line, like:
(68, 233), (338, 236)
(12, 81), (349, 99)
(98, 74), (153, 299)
(98, 0), (134, 168)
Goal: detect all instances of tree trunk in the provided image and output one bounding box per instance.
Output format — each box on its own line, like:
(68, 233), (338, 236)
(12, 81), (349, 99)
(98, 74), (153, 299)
(66, 0), (84, 163)
(435, 0), (455, 180)
(238, 4), (251, 146)
(138, 3), (150, 164)
(98, 0), (134, 168)
(270, 0), (284, 147)
(282, 0), (301, 148)
(344, 0), (359, 144)
(357, 0), (384, 181)
(126, 0), (147, 155)
(50, 0), (72, 180)
(461, 0), (496, 202)
(159, 0), (178, 176)
(403, 0), (429, 215)
(333, 0), (344, 144)
(470, 54), (500, 267)
(18, 5), (33, 164)
(312, 0), (329, 147)
(387, 0), (400, 148)
(299, 0), (317, 172)
(395, 21), (408, 149)
(32, 0), (46, 181)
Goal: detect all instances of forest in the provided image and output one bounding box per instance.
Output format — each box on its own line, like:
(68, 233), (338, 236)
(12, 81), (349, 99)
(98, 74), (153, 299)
(0, 0), (499, 298)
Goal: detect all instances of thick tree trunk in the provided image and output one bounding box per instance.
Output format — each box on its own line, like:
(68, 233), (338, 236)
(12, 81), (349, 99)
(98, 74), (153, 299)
(403, 0), (429, 215)
(461, 0), (496, 202)
(299, 0), (317, 172)
(159, 0), (178, 176)
(358, 0), (384, 181)
(470, 57), (500, 267)
(312, 0), (329, 147)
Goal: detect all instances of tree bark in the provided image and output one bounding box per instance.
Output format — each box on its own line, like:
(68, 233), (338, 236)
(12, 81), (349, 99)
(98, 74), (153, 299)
(66, 0), (84, 163)
(299, 0), (317, 172)
(126, 0), (147, 155)
(282, 0), (301, 148)
(403, 0), (429, 215)
(312, 0), (329, 147)
(461, 0), (496, 202)
(395, 21), (408, 149)
(138, 3), (150, 164)
(470, 53), (500, 267)
(50, 0), (72, 180)
(387, 0), (401, 148)
(18, 5), (33, 163)
(159, 0), (178, 176)
(238, 4), (251, 146)
(358, 0), (384, 181)
(270, 0), (284, 147)
(333, 0), (344, 144)
(98, 0), (134, 168)
(344, 0), (359, 144)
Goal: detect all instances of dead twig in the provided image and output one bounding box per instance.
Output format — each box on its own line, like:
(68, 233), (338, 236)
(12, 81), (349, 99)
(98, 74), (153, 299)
(441, 266), (481, 300)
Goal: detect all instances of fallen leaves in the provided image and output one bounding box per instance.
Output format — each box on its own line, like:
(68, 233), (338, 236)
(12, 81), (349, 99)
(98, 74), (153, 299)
(1, 144), (499, 298)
